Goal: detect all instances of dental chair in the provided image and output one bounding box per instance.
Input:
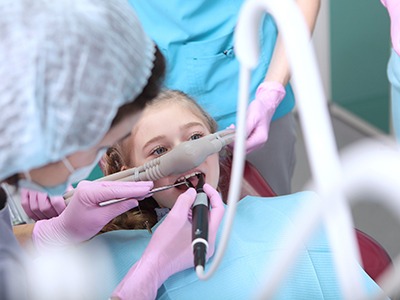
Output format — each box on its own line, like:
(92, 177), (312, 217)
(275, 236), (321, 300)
(221, 155), (392, 283)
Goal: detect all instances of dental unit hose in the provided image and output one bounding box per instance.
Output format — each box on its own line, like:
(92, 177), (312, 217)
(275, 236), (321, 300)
(63, 129), (234, 204)
(98, 129), (232, 182)
(191, 173), (209, 272)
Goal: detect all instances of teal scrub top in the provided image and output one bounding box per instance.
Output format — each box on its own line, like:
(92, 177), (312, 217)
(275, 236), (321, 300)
(388, 48), (400, 141)
(82, 192), (382, 299)
(128, 0), (295, 130)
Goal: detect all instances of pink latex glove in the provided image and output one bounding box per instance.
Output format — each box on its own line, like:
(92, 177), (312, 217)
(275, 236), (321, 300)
(32, 180), (153, 252)
(110, 184), (225, 300)
(245, 81), (286, 154)
(381, 0), (400, 55)
(20, 186), (73, 220)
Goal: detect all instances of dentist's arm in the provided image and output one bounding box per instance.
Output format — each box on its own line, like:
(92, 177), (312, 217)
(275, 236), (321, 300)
(265, 0), (321, 85)
(13, 180), (153, 252)
(245, 0), (321, 153)
(110, 184), (225, 300)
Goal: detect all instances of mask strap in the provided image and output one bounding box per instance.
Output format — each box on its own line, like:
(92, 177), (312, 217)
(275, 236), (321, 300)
(62, 158), (75, 174)
(24, 171), (32, 181)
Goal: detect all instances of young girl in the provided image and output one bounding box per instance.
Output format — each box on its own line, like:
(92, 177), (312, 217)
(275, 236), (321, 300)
(100, 90), (226, 232)
(81, 90), (383, 299)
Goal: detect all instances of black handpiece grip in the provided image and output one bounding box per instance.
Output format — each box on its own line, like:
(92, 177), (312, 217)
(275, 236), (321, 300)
(192, 174), (210, 269)
(192, 199), (209, 241)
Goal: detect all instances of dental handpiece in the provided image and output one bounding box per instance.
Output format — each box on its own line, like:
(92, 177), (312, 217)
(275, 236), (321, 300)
(191, 173), (209, 271)
(63, 128), (235, 203)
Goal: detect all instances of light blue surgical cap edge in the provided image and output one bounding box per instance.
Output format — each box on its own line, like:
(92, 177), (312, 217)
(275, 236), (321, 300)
(0, 0), (156, 181)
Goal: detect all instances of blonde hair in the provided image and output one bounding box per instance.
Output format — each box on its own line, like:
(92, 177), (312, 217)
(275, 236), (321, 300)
(100, 90), (222, 233)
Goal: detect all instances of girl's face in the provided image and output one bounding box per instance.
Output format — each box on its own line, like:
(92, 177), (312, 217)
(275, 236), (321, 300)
(129, 101), (219, 208)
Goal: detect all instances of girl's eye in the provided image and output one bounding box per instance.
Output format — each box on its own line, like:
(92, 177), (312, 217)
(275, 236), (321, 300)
(190, 132), (203, 141)
(151, 146), (168, 156)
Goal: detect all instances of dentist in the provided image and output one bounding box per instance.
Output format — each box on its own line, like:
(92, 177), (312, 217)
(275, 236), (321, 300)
(0, 1), (224, 299)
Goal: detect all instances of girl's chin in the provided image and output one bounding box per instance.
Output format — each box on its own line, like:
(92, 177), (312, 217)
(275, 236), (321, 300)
(153, 195), (178, 209)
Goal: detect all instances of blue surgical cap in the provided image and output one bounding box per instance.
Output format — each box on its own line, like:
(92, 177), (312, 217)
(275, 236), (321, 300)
(0, 0), (155, 181)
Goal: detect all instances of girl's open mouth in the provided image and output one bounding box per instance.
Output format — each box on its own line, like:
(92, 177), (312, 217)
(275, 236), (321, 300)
(174, 172), (203, 190)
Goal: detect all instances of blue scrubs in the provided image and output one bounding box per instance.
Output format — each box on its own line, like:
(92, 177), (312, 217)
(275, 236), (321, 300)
(388, 48), (400, 141)
(83, 192), (382, 299)
(128, 0), (295, 130)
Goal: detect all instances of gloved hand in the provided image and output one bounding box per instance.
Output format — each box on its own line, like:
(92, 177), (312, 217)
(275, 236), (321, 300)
(20, 187), (71, 220)
(32, 180), (153, 252)
(245, 81), (286, 154)
(381, 0), (400, 55)
(110, 184), (225, 300)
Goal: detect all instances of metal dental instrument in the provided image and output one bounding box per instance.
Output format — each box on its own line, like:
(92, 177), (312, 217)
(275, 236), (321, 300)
(63, 128), (235, 203)
(98, 181), (190, 207)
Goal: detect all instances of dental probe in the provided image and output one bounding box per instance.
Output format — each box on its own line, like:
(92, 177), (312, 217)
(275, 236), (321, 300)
(191, 173), (209, 271)
(97, 181), (189, 206)
(63, 128), (235, 202)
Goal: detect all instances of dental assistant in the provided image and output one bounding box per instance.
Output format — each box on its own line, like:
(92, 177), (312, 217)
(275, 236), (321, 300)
(127, 0), (321, 195)
(0, 1), (224, 299)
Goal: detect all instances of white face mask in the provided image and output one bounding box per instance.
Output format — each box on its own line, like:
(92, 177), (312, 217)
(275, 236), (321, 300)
(68, 148), (107, 184)
(19, 157), (75, 196)
(19, 148), (108, 196)
(19, 175), (70, 196)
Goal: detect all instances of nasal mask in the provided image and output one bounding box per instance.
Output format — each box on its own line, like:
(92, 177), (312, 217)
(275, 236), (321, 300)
(19, 149), (107, 196)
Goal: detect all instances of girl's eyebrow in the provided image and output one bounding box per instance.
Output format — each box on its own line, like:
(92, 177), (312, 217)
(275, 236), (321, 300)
(142, 122), (206, 150)
(181, 121), (205, 130)
(142, 134), (166, 150)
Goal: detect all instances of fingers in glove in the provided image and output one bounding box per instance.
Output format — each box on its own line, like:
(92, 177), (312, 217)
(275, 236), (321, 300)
(168, 188), (196, 220)
(203, 184), (225, 254)
(245, 127), (268, 154)
(27, 190), (50, 220)
(48, 195), (67, 216)
(36, 192), (59, 219)
(20, 189), (41, 221)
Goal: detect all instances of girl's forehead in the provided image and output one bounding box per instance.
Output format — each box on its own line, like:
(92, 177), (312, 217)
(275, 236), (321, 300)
(133, 101), (207, 136)
(143, 101), (203, 123)
(148, 100), (188, 112)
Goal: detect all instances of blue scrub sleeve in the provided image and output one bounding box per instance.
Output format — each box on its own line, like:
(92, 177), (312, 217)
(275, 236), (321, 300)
(388, 48), (400, 142)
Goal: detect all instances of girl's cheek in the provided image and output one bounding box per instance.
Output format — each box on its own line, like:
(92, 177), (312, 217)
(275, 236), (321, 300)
(153, 178), (168, 189)
(152, 189), (178, 209)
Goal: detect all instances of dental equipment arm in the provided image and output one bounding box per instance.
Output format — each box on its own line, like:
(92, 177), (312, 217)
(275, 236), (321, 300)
(63, 129), (235, 203)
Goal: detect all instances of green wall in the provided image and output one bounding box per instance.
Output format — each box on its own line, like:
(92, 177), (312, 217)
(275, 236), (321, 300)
(330, 0), (391, 132)
(72, 164), (103, 187)
(87, 164), (104, 181)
